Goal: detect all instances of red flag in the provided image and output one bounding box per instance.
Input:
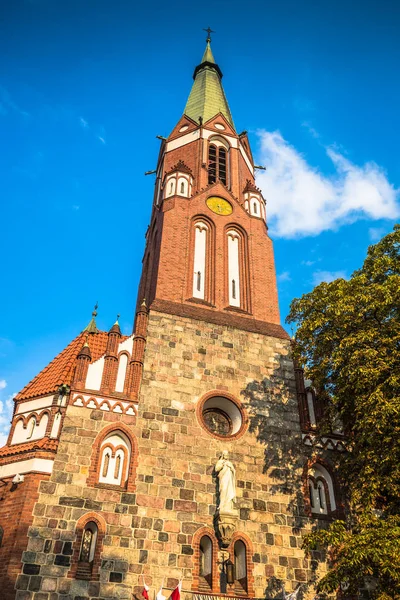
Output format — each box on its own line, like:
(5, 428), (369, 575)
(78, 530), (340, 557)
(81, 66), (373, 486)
(142, 583), (150, 600)
(170, 580), (182, 600)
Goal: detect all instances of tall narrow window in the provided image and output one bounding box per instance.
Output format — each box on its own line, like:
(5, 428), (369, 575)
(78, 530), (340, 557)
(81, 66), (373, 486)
(208, 145), (217, 184)
(114, 454), (122, 479)
(208, 143), (229, 186)
(193, 222), (208, 300)
(102, 452), (110, 478)
(234, 540), (247, 593)
(27, 417), (36, 440)
(180, 181), (185, 194)
(306, 388), (317, 428)
(227, 230), (241, 307)
(199, 535), (213, 590)
(219, 148), (227, 185)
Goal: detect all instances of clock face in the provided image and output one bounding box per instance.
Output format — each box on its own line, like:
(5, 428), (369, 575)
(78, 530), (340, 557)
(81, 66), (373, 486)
(206, 196), (233, 216)
(203, 408), (232, 436)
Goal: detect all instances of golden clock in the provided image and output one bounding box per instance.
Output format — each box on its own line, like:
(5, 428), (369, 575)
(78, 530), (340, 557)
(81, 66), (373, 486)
(206, 196), (233, 216)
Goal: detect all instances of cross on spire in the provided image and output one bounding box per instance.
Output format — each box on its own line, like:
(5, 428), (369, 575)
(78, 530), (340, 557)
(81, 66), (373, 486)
(203, 27), (215, 43)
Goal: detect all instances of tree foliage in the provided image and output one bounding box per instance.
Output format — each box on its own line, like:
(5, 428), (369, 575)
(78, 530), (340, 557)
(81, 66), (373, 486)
(287, 225), (400, 598)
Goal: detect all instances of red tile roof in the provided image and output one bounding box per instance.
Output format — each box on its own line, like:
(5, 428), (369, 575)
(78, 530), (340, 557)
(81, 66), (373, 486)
(15, 330), (125, 401)
(0, 436), (58, 458)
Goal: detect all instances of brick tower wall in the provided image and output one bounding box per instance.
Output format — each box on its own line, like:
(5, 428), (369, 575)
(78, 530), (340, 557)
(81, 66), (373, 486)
(0, 472), (49, 600)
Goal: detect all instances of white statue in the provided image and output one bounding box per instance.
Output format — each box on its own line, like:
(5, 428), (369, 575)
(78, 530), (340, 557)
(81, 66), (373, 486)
(281, 584), (302, 600)
(215, 450), (237, 514)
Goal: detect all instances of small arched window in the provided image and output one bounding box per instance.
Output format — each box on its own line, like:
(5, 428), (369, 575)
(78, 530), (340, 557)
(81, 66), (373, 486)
(180, 181), (185, 193)
(79, 521), (98, 564)
(234, 540), (247, 593)
(199, 535), (213, 590)
(308, 463), (337, 516)
(26, 417), (36, 440)
(98, 431), (131, 487)
(253, 202), (257, 214)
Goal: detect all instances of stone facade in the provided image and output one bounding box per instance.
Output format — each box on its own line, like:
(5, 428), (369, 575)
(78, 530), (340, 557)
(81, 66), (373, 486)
(12, 312), (327, 599)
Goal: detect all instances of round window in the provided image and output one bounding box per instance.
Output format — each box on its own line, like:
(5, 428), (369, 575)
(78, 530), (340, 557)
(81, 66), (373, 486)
(199, 395), (246, 439)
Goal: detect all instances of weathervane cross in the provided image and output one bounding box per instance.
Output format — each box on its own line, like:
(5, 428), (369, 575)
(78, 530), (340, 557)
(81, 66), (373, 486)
(203, 27), (215, 43)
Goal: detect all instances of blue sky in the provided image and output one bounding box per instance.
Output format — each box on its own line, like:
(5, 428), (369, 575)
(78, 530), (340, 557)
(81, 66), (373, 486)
(0, 0), (399, 442)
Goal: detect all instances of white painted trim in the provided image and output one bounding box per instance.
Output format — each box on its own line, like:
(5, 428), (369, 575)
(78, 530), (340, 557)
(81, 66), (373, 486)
(0, 458), (54, 478)
(16, 396), (54, 414)
(239, 142), (254, 175)
(166, 130), (201, 152)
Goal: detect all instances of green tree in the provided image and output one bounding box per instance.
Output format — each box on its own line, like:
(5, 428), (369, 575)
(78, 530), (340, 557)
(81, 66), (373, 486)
(287, 225), (400, 598)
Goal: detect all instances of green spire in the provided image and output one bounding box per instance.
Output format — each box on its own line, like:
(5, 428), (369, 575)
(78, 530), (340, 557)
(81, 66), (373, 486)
(184, 39), (234, 128)
(83, 303), (99, 334)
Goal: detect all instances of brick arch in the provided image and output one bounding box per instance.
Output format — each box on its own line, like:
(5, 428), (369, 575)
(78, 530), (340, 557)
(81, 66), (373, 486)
(303, 457), (344, 519)
(191, 526), (220, 592)
(227, 531), (255, 598)
(68, 511), (106, 581)
(87, 423), (138, 491)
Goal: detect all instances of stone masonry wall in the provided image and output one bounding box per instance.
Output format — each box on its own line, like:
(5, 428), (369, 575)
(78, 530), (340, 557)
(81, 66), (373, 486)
(14, 310), (326, 600)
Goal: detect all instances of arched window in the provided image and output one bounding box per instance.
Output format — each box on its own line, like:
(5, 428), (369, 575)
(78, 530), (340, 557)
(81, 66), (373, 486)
(227, 230), (241, 308)
(192, 221), (209, 300)
(308, 463), (337, 516)
(199, 535), (213, 590)
(208, 138), (229, 186)
(79, 521), (98, 564)
(0, 525), (3, 548)
(69, 514), (106, 581)
(180, 181), (185, 193)
(26, 416), (36, 439)
(98, 431), (131, 487)
(234, 540), (247, 593)
(306, 387), (317, 428)
(115, 353), (128, 393)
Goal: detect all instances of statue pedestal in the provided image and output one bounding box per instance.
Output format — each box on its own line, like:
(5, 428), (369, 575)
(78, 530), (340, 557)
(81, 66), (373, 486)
(216, 511), (237, 547)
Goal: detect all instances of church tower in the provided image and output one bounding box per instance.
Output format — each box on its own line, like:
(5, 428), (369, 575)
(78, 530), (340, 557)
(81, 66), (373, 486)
(0, 35), (344, 600)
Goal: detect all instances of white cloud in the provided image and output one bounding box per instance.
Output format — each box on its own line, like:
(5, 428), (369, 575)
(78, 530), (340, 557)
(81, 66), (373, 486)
(256, 130), (399, 238)
(0, 379), (6, 390)
(312, 270), (347, 285)
(97, 136), (106, 144)
(277, 271), (291, 282)
(301, 260), (316, 266)
(79, 117), (89, 128)
(72, 205), (80, 211)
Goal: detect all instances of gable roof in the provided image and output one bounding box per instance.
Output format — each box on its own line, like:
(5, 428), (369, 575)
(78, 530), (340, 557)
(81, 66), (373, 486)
(15, 330), (112, 401)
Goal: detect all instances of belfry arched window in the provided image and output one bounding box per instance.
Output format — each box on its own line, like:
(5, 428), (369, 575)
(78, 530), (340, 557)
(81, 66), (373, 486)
(208, 138), (229, 187)
(308, 463), (337, 517)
